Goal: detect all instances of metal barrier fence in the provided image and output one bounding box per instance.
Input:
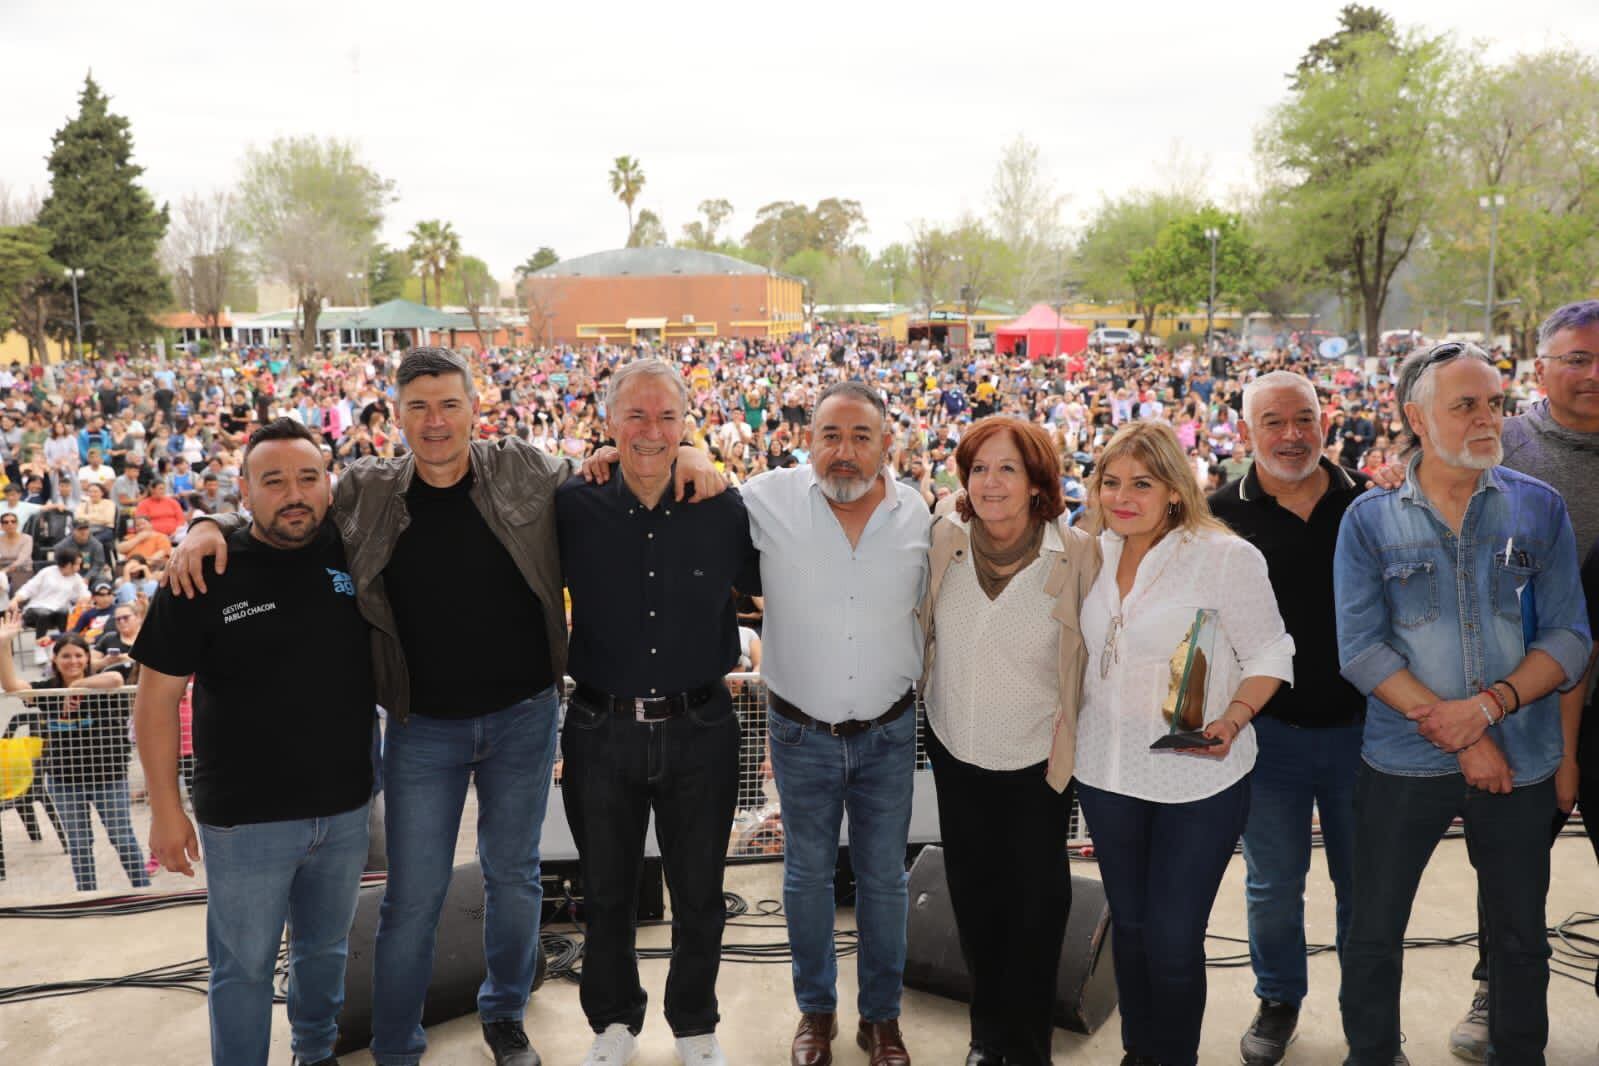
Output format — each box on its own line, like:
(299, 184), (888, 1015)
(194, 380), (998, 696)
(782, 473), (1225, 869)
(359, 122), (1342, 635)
(0, 675), (1087, 902)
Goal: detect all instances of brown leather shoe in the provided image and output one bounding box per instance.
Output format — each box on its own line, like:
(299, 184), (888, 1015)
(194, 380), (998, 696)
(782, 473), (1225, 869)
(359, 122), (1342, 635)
(792, 1012), (838, 1066)
(856, 1019), (911, 1066)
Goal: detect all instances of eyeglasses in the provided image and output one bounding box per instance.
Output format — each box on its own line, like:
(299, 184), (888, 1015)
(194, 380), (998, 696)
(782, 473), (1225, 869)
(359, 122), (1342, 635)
(1545, 351), (1597, 372)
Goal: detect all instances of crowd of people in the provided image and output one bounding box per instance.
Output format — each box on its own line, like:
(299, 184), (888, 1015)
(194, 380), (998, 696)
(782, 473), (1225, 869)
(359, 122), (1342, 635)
(0, 301), (1593, 1066)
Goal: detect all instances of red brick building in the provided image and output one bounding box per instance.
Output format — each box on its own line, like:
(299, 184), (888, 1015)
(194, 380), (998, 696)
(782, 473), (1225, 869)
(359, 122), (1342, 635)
(522, 248), (806, 346)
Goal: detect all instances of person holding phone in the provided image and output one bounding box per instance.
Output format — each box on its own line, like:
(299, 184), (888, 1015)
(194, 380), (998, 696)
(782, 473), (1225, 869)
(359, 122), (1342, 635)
(1073, 420), (1294, 1066)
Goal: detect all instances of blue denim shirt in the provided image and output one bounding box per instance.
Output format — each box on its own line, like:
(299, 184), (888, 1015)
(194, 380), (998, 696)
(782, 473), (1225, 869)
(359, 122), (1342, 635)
(1334, 458), (1592, 785)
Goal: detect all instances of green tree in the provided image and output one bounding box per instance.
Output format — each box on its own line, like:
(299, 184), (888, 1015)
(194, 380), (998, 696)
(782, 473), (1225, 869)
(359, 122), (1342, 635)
(236, 136), (392, 355)
(1415, 49), (1599, 351)
(680, 199), (733, 250)
(987, 134), (1067, 306)
(163, 190), (240, 344)
(1074, 190), (1197, 333)
(1294, 4), (1397, 87)
(367, 243), (411, 304)
(35, 75), (170, 352)
(1129, 208), (1262, 320)
(0, 224), (59, 361)
(516, 246), (560, 278)
(628, 208), (667, 248)
(407, 220), (461, 308)
(456, 256), (497, 347)
(609, 156), (646, 243)
(1257, 24), (1454, 351)
(946, 216), (1009, 315)
(908, 222), (953, 314)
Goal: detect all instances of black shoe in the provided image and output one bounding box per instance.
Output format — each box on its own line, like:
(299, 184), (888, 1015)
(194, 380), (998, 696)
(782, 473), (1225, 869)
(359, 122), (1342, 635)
(291, 1057), (338, 1066)
(483, 1019), (541, 1066)
(966, 1045), (1004, 1066)
(1240, 998), (1299, 1065)
(1119, 1055), (1161, 1066)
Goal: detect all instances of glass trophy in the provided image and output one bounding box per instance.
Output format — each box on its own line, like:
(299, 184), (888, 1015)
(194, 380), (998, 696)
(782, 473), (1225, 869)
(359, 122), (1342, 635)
(1150, 608), (1222, 750)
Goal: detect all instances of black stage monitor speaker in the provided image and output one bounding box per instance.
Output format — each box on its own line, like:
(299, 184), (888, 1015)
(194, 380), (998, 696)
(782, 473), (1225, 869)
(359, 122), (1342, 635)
(334, 863), (547, 1055)
(903, 845), (1116, 1035)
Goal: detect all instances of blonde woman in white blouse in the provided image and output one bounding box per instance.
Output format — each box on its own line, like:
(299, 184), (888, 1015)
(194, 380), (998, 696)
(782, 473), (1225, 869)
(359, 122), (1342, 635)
(1073, 420), (1294, 1066)
(918, 417), (1100, 1066)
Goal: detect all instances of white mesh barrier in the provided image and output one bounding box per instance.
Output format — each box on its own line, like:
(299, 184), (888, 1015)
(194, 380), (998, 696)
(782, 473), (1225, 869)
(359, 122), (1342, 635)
(0, 674), (1087, 902)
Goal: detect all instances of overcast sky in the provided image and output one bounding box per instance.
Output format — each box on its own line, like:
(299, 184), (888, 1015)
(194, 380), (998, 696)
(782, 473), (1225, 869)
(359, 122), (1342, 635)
(3, 0), (1595, 284)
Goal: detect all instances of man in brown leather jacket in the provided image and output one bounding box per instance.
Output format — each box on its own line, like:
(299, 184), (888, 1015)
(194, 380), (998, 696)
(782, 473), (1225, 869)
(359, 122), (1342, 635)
(169, 348), (722, 1066)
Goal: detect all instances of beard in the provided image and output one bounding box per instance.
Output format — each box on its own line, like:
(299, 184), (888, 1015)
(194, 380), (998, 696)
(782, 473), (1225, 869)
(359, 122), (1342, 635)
(1424, 412), (1503, 470)
(257, 507), (322, 548)
(817, 465), (876, 504)
(1253, 445), (1319, 484)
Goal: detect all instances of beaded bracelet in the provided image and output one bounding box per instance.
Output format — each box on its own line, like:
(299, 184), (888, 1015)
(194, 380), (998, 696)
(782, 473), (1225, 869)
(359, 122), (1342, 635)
(1481, 685), (1509, 722)
(1495, 678), (1523, 713)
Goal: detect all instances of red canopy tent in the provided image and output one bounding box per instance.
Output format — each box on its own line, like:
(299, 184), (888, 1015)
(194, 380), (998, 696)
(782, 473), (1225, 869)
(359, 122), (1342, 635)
(994, 303), (1089, 359)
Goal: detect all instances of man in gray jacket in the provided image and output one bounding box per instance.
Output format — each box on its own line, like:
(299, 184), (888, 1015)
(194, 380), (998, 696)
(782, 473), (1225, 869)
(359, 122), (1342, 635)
(169, 348), (722, 1066)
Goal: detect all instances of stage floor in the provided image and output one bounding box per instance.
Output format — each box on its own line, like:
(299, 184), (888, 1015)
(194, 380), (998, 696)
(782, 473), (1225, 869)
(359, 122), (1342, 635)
(4, 835), (1597, 1065)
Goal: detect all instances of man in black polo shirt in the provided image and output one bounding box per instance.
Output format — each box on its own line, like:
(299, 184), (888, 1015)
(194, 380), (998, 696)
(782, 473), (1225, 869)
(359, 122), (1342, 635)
(1208, 371), (1368, 1066)
(133, 418), (375, 1066)
(557, 359), (759, 1066)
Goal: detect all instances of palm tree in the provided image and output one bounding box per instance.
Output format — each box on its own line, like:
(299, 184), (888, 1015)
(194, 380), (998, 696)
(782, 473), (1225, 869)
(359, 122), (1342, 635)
(406, 219), (461, 307)
(608, 156), (646, 244)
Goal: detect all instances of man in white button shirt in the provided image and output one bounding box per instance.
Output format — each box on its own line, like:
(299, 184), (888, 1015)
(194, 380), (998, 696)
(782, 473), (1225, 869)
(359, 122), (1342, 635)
(742, 381), (930, 1066)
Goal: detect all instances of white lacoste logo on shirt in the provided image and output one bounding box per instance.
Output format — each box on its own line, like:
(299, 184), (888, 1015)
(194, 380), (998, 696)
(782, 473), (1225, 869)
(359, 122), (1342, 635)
(694, 569), (705, 577)
(222, 599), (278, 624)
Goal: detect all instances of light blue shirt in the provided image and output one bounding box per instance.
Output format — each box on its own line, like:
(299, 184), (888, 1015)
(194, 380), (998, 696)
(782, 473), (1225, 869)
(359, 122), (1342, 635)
(1334, 457), (1591, 785)
(741, 465), (930, 724)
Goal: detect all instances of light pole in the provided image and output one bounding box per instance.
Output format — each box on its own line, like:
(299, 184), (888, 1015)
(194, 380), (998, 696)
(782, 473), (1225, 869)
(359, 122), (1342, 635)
(65, 267), (85, 355)
(1203, 227), (1220, 352)
(1479, 193), (1505, 349)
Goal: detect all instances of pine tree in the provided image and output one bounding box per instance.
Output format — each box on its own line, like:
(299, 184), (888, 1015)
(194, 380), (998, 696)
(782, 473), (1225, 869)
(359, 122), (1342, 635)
(35, 75), (170, 352)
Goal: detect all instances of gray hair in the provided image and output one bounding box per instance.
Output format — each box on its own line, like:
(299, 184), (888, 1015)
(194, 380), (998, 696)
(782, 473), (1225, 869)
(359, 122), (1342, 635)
(1536, 299), (1599, 357)
(1241, 370), (1320, 426)
(1395, 341), (1494, 454)
(604, 359), (689, 415)
(812, 380), (886, 424)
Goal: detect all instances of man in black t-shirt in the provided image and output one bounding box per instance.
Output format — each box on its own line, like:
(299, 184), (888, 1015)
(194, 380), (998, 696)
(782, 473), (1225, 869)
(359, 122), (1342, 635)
(1207, 371), (1368, 1066)
(133, 419), (375, 1066)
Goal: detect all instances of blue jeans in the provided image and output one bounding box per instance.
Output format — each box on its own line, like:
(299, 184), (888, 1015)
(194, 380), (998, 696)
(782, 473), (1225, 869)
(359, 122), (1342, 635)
(1243, 717), (1362, 1007)
(767, 701), (916, 1023)
(199, 801), (371, 1066)
(370, 690), (560, 1066)
(46, 774), (150, 892)
(1077, 777), (1251, 1066)
(1340, 767), (1553, 1066)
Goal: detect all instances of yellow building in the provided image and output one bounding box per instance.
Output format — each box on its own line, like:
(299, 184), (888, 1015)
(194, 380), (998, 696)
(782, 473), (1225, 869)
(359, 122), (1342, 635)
(0, 331), (71, 365)
(1059, 301), (1246, 340)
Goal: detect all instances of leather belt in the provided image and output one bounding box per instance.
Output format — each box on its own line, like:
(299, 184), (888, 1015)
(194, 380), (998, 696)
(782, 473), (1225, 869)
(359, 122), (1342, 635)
(768, 688), (915, 738)
(572, 682), (722, 723)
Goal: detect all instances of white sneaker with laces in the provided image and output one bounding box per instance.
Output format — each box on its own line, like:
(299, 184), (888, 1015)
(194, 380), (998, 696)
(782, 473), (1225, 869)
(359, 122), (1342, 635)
(582, 1024), (637, 1066)
(676, 1033), (728, 1066)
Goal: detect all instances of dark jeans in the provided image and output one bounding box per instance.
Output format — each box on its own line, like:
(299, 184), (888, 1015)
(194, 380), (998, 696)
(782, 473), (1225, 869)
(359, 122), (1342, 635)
(1076, 777), (1250, 1066)
(561, 687), (740, 1037)
(1472, 707), (1599, 996)
(1340, 766), (1554, 1066)
(928, 729), (1072, 1066)
(1243, 717), (1363, 1007)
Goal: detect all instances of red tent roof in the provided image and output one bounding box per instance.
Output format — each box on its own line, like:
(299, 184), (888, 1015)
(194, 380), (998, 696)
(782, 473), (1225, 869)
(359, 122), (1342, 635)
(995, 303), (1083, 334)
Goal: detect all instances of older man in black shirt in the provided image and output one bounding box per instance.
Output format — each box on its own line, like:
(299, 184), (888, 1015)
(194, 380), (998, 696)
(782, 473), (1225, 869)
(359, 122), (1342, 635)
(1208, 371), (1368, 1066)
(557, 359), (759, 1066)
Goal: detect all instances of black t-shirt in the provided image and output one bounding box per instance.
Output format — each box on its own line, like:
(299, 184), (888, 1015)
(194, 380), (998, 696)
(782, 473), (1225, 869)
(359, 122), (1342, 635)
(132, 523), (375, 827)
(383, 469), (554, 718)
(1209, 458), (1367, 728)
(30, 682), (134, 786)
(94, 628), (136, 679)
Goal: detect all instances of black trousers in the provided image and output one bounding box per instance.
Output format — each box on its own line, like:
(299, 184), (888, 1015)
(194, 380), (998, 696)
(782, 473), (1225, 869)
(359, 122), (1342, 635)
(560, 688), (740, 1037)
(22, 606), (66, 639)
(1472, 702), (1599, 994)
(927, 727), (1073, 1065)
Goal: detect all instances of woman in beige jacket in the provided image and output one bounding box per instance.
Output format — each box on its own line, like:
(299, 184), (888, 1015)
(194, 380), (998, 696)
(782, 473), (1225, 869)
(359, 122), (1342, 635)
(917, 416), (1100, 1066)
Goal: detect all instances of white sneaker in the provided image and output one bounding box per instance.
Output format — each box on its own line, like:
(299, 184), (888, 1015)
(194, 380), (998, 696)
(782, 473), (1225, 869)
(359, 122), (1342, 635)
(676, 1033), (728, 1066)
(582, 1024), (637, 1066)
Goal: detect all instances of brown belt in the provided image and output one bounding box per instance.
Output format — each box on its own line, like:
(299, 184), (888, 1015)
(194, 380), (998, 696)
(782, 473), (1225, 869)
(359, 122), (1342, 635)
(768, 688), (915, 738)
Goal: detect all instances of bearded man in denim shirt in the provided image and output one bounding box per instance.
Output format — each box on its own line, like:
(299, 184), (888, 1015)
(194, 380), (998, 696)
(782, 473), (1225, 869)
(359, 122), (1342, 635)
(1333, 341), (1591, 1066)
